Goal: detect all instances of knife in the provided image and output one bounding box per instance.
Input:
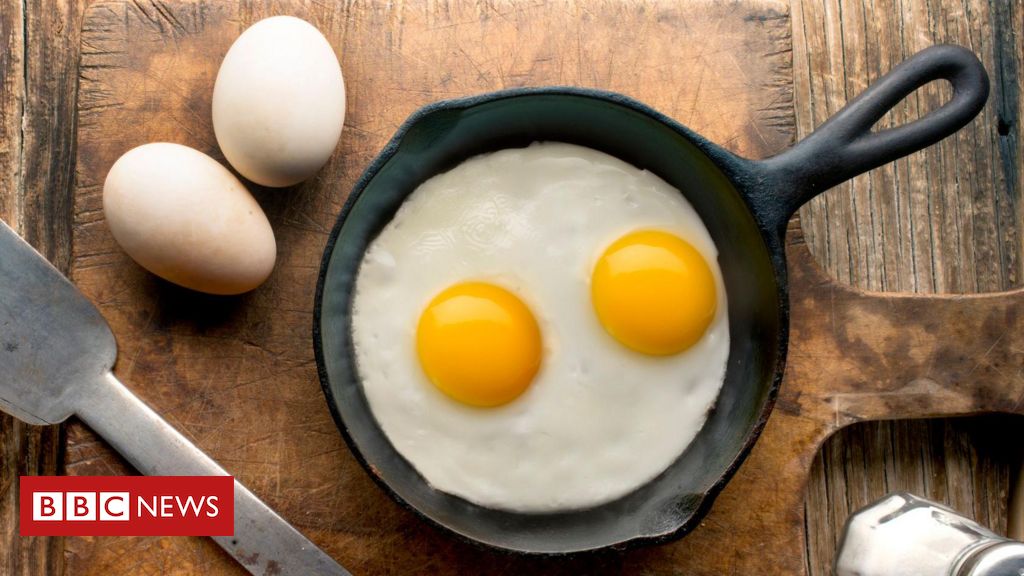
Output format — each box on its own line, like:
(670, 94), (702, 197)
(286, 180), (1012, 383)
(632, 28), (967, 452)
(0, 219), (349, 576)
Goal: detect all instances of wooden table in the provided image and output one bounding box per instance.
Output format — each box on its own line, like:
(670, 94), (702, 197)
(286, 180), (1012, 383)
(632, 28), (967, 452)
(0, 0), (1019, 574)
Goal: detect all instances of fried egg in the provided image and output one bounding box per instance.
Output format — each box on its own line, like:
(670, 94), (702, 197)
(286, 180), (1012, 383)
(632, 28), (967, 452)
(351, 142), (729, 512)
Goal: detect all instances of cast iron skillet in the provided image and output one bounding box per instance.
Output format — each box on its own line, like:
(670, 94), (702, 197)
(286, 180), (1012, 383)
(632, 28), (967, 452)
(313, 45), (989, 554)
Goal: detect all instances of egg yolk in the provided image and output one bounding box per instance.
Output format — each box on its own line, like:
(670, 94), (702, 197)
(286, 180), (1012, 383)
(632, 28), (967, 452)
(591, 230), (717, 356)
(416, 282), (542, 407)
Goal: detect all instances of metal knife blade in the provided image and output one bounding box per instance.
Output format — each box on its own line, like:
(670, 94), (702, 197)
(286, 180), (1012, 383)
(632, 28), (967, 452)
(0, 219), (349, 576)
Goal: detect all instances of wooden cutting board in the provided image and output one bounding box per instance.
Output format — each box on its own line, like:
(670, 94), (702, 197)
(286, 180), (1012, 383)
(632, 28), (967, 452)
(68, 0), (1022, 574)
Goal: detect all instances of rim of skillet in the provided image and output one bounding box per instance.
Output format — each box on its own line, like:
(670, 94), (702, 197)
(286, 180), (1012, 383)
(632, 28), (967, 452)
(312, 85), (789, 556)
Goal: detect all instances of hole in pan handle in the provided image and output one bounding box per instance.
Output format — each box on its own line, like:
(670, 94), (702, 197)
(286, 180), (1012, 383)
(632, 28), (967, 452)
(744, 44), (990, 237)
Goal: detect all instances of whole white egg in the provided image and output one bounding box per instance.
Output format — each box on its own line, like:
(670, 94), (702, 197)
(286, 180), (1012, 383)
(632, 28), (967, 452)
(103, 142), (276, 295)
(212, 16), (346, 187)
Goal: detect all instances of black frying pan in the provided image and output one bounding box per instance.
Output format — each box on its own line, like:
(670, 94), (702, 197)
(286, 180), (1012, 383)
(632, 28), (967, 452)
(313, 45), (989, 554)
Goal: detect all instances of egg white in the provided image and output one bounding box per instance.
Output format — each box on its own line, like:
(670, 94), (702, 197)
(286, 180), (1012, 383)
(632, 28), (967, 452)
(351, 142), (729, 512)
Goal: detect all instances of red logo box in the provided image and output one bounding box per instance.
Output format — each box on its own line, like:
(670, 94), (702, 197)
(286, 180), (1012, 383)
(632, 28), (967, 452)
(20, 476), (234, 536)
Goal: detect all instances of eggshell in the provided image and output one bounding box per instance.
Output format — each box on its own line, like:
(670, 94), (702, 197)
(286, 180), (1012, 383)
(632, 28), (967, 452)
(212, 16), (346, 187)
(103, 142), (276, 295)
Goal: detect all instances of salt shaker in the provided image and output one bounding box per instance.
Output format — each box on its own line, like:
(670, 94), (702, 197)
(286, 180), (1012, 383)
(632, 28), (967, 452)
(835, 492), (1024, 576)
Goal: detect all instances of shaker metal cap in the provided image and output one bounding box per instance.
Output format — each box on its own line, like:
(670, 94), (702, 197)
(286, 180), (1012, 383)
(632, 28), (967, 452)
(835, 492), (1002, 576)
(959, 542), (1024, 576)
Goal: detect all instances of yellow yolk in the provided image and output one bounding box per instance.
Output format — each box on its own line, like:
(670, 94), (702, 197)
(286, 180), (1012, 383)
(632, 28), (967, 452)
(591, 230), (717, 356)
(416, 282), (542, 407)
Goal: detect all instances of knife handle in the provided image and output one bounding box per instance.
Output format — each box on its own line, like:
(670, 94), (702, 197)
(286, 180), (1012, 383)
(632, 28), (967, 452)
(75, 371), (350, 576)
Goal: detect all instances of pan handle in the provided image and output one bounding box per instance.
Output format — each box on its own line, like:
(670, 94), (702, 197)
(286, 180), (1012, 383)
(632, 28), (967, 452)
(745, 44), (989, 236)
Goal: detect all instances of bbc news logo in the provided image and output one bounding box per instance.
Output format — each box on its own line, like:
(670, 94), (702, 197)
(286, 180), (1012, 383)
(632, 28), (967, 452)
(33, 490), (218, 522)
(20, 476), (233, 536)
(33, 491), (132, 521)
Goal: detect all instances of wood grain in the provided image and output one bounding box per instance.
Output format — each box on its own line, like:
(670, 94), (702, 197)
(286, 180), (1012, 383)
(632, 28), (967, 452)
(0, 0), (85, 574)
(68, 0), (794, 574)
(795, 0), (1020, 293)
(792, 0), (1023, 573)
(0, 0), (25, 227)
(0, 9), (29, 574)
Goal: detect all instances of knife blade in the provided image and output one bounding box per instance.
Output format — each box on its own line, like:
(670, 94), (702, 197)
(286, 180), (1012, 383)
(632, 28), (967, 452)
(0, 219), (349, 576)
